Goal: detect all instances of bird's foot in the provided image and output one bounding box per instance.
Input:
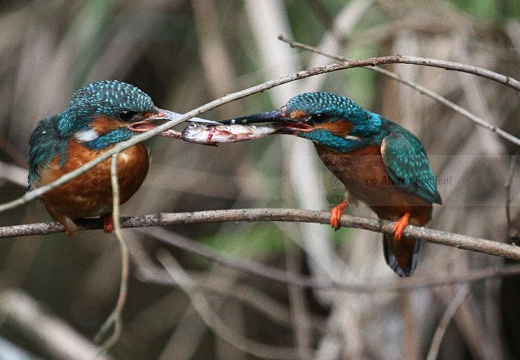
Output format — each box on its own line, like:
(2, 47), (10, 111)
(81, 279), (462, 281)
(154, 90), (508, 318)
(330, 200), (348, 229)
(393, 213), (410, 241)
(102, 213), (115, 233)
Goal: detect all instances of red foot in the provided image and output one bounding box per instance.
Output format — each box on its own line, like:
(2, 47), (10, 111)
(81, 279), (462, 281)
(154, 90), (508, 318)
(102, 213), (115, 233)
(330, 200), (348, 229)
(393, 213), (410, 241)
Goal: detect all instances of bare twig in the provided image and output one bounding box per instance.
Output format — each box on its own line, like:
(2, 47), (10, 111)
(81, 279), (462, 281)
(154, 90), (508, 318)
(0, 161), (28, 187)
(157, 250), (298, 359)
(426, 286), (471, 360)
(278, 35), (520, 147)
(94, 153), (129, 353)
(135, 225), (520, 293)
(129, 236), (328, 333)
(0, 290), (113, 360)
(506, 154), (518, 239)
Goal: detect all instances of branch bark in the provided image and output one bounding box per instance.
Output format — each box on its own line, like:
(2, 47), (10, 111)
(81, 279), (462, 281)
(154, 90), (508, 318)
(1, 208), (519, 261)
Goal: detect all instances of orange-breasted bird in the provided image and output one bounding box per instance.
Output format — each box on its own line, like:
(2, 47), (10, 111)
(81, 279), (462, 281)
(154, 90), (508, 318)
(28, 80), (200, 235)
(221, 92), (442, 276)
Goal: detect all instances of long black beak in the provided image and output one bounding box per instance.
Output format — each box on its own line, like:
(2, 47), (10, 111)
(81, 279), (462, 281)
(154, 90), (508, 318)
(220, 109), (313, 134)
(220, 110), (285, 125)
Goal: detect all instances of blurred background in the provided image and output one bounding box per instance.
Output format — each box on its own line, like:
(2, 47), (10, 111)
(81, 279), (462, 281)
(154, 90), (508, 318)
(0, 0), (519, 359)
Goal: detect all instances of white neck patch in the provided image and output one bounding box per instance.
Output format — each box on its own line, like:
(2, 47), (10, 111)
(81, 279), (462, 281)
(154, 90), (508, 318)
(344, 135), (361, 141)
(74, 129), (99, 142)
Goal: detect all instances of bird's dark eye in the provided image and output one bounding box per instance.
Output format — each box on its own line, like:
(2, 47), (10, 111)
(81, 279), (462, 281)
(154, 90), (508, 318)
(312, 113), (327, 123)
(118, 110), (138, 122)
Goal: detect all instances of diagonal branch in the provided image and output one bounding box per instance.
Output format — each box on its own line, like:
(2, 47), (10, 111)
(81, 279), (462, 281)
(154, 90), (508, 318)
(2, 53), (519, 214)
(278, 35), (520, 147)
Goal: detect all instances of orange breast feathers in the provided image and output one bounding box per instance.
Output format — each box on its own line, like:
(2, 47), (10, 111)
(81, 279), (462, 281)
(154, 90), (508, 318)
(316, 144), (432, 225)
(36, 141), (149, 221)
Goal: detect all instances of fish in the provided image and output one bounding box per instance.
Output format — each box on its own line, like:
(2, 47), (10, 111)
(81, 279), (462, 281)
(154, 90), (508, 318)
(130, 111), (220, 140)
(181, 122), (280, 145)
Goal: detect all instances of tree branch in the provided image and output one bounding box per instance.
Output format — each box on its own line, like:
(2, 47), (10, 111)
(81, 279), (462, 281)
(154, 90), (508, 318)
(133, 226), (520, 293)
(1, 208), (519, 262)
(278, 35), (520, 147)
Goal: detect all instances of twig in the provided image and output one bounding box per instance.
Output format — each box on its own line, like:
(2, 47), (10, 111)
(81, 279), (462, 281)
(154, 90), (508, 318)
(156, 250), (298, 359)
(278, 35), (520, 147)
(94, 153), (129, 353)
(426, 286), (471, 360)
(135, 226), (520, 294)
(506, 154), (518, 240)
(129, 235), (328, 333)
(0, 290), (113, 360)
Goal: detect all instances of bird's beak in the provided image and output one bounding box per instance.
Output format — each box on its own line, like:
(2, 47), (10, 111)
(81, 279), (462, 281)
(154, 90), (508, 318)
(220, 109), (313, 134)
(220, 110), (283, 125)
(129, 107), (220, 139)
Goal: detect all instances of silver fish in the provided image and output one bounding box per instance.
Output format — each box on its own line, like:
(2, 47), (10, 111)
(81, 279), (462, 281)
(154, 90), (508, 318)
(181, 123), (279, 144)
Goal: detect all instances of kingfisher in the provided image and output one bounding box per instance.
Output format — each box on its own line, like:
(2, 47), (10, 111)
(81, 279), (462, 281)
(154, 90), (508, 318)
(221, 92), (442, 276)
(29, 80), (184, 235)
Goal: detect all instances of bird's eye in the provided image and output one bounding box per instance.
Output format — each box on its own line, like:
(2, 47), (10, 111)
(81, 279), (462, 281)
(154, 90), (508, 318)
(118, 110), (138, 122)
(312, 113), (327, 123)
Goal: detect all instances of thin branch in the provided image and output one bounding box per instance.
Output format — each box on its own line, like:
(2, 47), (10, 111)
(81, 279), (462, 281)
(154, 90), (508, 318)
(129, 236), (327, 333)
(0, 290), (113, 360)
(94, 153), (129, 353)
(506, 154), (518, 239)
(157, 250), (298, 359)
(3, 53), (519, 215)
(426, 286), (471, 360)
(280, 37), (520, 91)
(135, 226), (520, 293)
(278, 35), (520, 147)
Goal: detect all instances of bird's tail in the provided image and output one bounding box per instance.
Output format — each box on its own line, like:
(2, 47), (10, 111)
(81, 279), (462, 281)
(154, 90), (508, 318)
(383, 234), (420, 277)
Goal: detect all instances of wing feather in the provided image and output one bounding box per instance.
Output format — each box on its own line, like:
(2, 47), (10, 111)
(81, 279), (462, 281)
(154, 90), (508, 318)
(381, 132), (441, 204)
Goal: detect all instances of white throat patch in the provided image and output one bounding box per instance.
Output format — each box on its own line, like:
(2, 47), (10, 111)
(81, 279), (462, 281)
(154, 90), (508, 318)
(74, 129), (99, 142)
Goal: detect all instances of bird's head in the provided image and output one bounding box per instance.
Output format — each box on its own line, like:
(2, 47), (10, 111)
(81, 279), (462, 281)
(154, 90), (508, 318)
(221, 92), (383, 150)
(57, 80), (183, 149)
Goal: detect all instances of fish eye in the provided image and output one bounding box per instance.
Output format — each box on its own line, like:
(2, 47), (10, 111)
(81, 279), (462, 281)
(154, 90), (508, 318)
(188, 122), (197, 128)
(118, 110), (138, 122)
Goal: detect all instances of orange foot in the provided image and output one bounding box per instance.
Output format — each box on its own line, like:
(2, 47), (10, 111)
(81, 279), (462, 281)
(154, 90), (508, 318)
(330, 200), (348, 229)
(393, 213), (411, 241)
(101, 213), (115, 233)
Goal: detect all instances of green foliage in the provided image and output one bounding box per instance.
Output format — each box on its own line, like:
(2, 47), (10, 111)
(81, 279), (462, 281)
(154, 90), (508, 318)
(451, 0), (520, 21)
(195, 224), (287, 266)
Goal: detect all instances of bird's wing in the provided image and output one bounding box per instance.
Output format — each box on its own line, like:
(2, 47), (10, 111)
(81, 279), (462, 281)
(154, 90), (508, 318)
(28, 116), (61, 189)
(381, 132), (441, 204)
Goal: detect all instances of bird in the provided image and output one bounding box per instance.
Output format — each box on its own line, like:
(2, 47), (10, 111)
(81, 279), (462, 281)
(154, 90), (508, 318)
(28, 80), (176, 235)
(221, 92), (441, 276)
